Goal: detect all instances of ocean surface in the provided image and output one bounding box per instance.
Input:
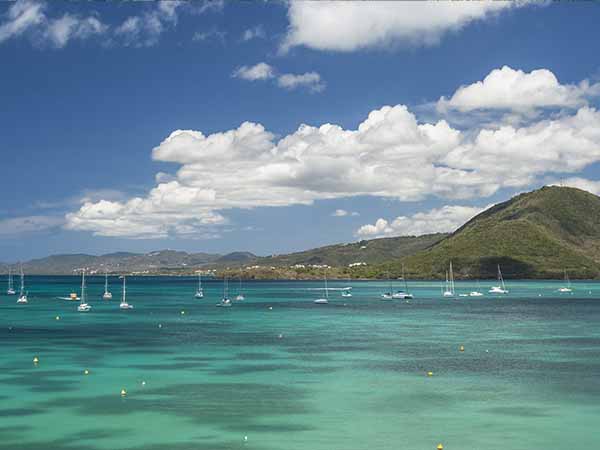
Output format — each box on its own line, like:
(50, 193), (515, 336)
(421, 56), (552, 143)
(1, 276), (599, 450)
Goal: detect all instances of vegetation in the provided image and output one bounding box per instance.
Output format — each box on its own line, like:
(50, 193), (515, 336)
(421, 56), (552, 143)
(4, 186), (600, 280)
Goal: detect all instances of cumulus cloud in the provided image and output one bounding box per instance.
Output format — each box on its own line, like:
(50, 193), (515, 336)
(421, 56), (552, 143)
(65, 82), (600, 239)
(356, 204), (491, 238)
(233, 62), (325, 92)
(232, 62), (275, 81)
(192, 28), (226, 43)
(437, 66), (600, 114)
(241, 24), (265, 41)
(0, 215), (64, 235)
(331, 209), (359, 217)
(277, 72), (325, 92)
(281, 1), (520, 53)
(0, 0), (107, 47)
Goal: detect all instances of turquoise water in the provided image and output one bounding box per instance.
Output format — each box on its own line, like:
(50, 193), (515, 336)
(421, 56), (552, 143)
(1, 277), (599, 450)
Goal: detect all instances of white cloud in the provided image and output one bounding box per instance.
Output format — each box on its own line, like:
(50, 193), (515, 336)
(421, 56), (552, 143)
(356, 204), (491, 238)
(331, 209), (359, 217)
(0, 0), (107, 47)
(233, 62), (326, 92)
(192, 28), (226, 43)
(241, 24), (265, 41)
(437, 66), (600, 114)
(232, 62), (275, 81)
(0, 215), (64, 235)
(65, 85), (600, 239)
(551, 178), (600, 196)
(282, 1), (520, 53)
(277, 72), (325, 93)
(0, 0), (45, 43)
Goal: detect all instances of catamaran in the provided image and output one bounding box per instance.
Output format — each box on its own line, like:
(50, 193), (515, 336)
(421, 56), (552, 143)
(194, 272), (204, 298)
(119, 275), (133, 309)
(16, 265), (27, 304)
(7, 267), (15, 295)
(489, 264), (508, 294)
(102, 272), (113, 300)
(217, 276), (232, 307)
(443, 262), (455, 297)
(393, 265), (414, 299)
(314, 269), (329, 304)
(77, 269), (91, 312)
(235, 271), (245, 301)
(558, 269), (573, 293)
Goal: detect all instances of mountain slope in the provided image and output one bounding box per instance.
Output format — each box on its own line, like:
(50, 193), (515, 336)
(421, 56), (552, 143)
(396, 186), (600, 279)
(257, 234), (447, 267)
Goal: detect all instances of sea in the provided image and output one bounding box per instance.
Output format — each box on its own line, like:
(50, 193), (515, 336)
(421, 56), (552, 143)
(1, 276), (599, 450)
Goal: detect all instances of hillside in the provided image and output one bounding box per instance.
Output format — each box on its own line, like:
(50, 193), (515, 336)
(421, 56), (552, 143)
(387, 186), (600, 279)
(256, 234), (447, 267)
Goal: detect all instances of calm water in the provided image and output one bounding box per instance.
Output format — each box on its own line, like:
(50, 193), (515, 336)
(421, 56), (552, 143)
(1, 277), (599, 450)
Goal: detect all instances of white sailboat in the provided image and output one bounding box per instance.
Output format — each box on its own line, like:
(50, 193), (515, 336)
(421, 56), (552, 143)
(392, 265), (414, 299)
(77, 269), (91, 312)
(314, 269), (329, 304)
(558, 269), (573, 293)
(7, 266), (15, 295)
(489, 264), (508, 294)
(235, 271), (245, 301)
(341, 288), (352, 298)
(381, 274), (394, 300)
(102, 272), (113, 300)
(16, 265), (27, 304)
(443, 262), (455, 297)
(217, 276), (232, 307)
(119, 275), (133, 309)
(194, 272), (204, 298)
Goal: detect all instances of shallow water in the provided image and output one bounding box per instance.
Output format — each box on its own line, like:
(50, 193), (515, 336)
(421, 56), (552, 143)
(1, 276), (599, 450)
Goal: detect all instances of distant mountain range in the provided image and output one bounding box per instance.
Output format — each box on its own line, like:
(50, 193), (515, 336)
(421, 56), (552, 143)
(1, 186), (599, 279)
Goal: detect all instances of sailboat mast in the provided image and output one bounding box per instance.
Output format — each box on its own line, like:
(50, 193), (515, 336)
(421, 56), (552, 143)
(81, 270), (86, 304)
(402, 264), (409, 293)
(20, 265), (24, 295)
(324, 269), (329, 299)
(8, 267), (12, 290)
(104, 272), (108, 292)
(122, 275), (126, 302)
(449, 261), (455, 293)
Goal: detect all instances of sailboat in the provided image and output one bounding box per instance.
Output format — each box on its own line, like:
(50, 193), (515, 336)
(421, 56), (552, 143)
(489, 264), (508, 294)
(392, 265), (414, 299)
(194, 272), (204, 298)
(7, 266), (15, 295)
(443, 262), (455, 297)
(341, 286), (352, 298)
(119, 275), (133, 309)
(469, 280), (484, 297)
(314, 269), (329, 304)
(16, 265), (28, 304)
(77, 269), (91, 312)
(381, 273), (394, 300)
(558, 269), (573, 293)
(235, 271), (245, 301)
(102, 272), (113, 300)
(217, 276), (232, 307)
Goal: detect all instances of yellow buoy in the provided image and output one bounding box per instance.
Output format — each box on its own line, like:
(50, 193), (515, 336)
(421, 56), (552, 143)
(459, 345), (465, 352)
(33, 356), (39, 364)
(120, 388), (127, 397)
(84, 369), (90, 375)
(427, 371), (433, 377)
(437, 444), (444, 450)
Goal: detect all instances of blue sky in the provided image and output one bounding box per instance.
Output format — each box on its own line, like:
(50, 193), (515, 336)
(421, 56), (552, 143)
(1, 0), (600, 261)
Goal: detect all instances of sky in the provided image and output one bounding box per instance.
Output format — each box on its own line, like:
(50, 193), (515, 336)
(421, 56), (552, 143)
(1, 0), (600, 261)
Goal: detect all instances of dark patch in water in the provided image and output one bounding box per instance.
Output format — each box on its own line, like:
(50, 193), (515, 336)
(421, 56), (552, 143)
(485, 406), (551, 417)
(0, 407), (44, 417)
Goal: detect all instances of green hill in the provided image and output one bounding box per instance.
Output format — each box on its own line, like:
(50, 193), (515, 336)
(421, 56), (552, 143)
(382, 186), (600, 280)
